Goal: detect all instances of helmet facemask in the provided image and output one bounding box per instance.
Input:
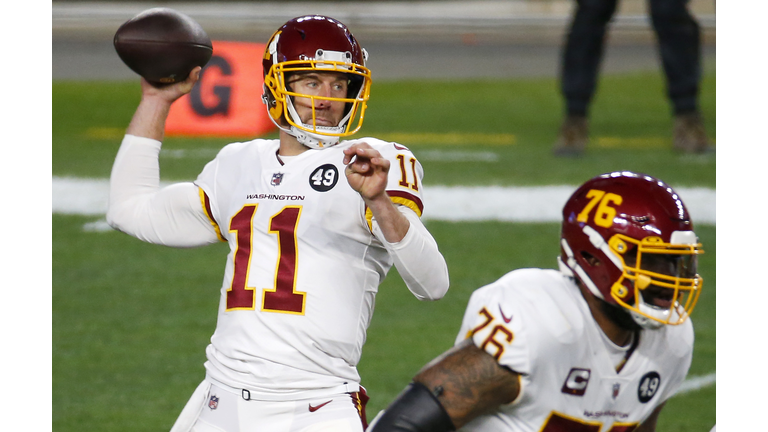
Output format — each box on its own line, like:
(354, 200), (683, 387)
(263, 51), (371, 149)
(608, 231), (703, 328)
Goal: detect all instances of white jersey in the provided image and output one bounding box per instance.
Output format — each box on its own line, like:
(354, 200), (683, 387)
(194, 137), (428, 400)
(456, 268), (694, 432)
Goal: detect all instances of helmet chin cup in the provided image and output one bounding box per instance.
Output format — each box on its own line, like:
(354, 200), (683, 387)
(629, 291), (684, 329)
(630, 309), (665, 329)
(290, 125), (340, 149)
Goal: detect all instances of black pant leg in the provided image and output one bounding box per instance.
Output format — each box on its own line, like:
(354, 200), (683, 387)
(560, 0), (620, 116)
(648, 0), (702, 114)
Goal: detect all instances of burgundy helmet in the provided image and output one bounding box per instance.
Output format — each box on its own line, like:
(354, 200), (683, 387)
(261, 15), (371, 149)
(559, 172), (704, 328)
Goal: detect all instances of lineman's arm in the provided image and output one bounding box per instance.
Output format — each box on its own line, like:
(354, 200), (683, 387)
(368, 339), (520, 431)
(343, 143), (449, 300)
(107, 69), (220, 247)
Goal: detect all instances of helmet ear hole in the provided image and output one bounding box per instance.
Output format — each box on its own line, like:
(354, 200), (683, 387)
(580, 251), (601, 267)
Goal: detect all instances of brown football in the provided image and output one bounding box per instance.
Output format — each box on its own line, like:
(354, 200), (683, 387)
(113, 8), (213, 85)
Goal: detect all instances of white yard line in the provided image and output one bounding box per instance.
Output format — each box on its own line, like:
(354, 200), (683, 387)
(54, 176), (717, 397)
(675, 373), (717, 396)
(53, 177), (716, 224)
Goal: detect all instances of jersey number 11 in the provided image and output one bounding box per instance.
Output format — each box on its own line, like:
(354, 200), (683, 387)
(226, 204), (306, 314)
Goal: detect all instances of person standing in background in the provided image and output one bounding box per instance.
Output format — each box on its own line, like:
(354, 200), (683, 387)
(554, 0), (712, 155)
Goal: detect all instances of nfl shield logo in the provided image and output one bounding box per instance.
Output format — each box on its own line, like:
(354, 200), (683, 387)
(612, 383), (621, 399)
(208, 395), (219, 410)
(271, 173), (284, 186)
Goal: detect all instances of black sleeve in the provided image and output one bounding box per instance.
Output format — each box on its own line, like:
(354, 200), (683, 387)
(367, 382), (455, 432)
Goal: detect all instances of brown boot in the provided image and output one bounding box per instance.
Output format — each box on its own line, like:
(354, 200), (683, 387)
(673, 112), (714, 154)
(553, 115), (588, 156)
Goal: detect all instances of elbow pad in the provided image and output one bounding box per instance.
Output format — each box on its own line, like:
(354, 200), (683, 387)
(368, 382), (455, 432)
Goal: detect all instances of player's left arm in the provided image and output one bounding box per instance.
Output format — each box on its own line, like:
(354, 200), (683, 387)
(368, 339), (520, 431)
(343, 142), (449, 300)
(343, 142), (408, 241)
(636, 402), (665, 432)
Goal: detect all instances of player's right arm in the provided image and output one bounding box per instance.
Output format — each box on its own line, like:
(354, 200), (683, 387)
(107, 68), (220, 247)
(368, 339), (520, 431)
(126, 67), (202, 140)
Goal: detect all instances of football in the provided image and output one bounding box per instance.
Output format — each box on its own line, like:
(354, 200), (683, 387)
(113, 8), (213, 85)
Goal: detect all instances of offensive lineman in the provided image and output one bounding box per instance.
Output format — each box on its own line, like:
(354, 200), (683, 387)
(106, 15), (449, 432)
(369, 172), (704, 432)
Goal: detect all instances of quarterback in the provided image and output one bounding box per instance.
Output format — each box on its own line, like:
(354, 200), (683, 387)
(369, 172), (703, 432)
(107, 15), (449, 432)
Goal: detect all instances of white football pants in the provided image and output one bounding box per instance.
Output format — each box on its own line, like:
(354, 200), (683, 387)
(170, 380), (367, 432)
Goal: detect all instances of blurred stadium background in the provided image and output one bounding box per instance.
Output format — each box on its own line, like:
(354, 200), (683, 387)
(52, 1), (716, 431)
(54, 0), (715, 81)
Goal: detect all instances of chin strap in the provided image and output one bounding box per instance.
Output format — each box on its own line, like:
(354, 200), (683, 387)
(367, 382), (455, 432)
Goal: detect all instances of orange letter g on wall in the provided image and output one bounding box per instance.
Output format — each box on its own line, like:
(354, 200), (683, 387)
(166, 40), (277, 138)
(190, 55), (232, 117)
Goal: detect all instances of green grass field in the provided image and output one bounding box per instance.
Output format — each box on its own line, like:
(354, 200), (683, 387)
(53, 68), (715, 431)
